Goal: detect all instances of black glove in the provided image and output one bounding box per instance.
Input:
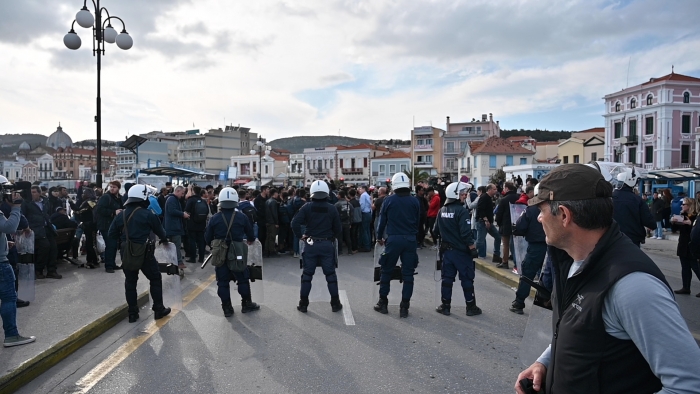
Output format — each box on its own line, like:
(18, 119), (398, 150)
(469, 248), (479, 259)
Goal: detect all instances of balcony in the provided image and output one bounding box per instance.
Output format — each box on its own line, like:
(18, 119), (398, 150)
(444, 167), (458, 173)
(179, 157), (204, 162)
(309, 168), (327, 175)
(178, 145), (204, 151)
(644, 164), (654, 169)
(414, 144), (433, 151)
(414, 161), (433, 168)
(341, 167), (363, 175)
(460, 167), (471, 174)
(621, 135), (638, 145)
(443, 148), (459, 155)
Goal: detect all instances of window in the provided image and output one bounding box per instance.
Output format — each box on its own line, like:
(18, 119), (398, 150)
(417, 155), (423, 163)
(318, 159), (323, 169)
(681, 145), (690, 164)
(629, 119), (637, 137)
(563, 156), (569, 164)
(647, 94), (653, 105)
(645, 146), (653, 164)
(682, 115), (691, 134)
(351, 158), (356, 168)
(474, 158), (477, 168)
(460, 141), (467, 152)
(416, 139), (424, 145)
(330, 159), (333, 169)
(489, 155), (497, 168)
(264, 165), (269, 175)
(613, 122), (621, 139)
(425, 138), (433, 145)
(506, 155), (513, 166)
(591, 152), (598, 161)
(339, 159), (344, 168)
(400, 164), (407, 172)
(389, 164), (396, 174)
(307, 160), (311, 170)
(446, 141), (455, 152)
(645, 117), (654, 135)
(520, 158), (527, 165)
(573, 155), (580, 164)
(379, 164), (386, 175)
(363, 158), (368, 168)
(615, 102), (621, 112)
(684, 92), (690, 103)
(425, 155), (433, 163)
(446, 158), (456, 170)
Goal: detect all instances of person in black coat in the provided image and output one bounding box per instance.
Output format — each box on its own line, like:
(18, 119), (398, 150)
(494, 182), (519, 269)
(184, 187), (208, 263)
(51, 207), (77, 230)
(612, 183), (655, 247)
(22, 186), (61, 279)
(651, 192), (666, 239)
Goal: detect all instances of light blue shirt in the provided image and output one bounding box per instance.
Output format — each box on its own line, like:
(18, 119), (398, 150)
(536, 261), (700, 394)
(360, 192), (371, 213)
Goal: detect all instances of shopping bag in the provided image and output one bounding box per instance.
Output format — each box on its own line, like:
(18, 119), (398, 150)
(17, 263), (35, 302)
(96, 232), (106, 254)
(15, 231), (35, 255)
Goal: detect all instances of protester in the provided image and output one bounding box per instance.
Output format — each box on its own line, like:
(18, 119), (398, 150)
(184, 187), (208, 263)
(494, 182), (519, 269)
(264, 188), (280, 258)
(164, 185), (189, 269)
(22, 186), (61, 279)
(358, 186), (372, 252)
(652, 191), (666, 239)
(334, 190), (354, 255)
(671, 197), (700, 296)
(475, 183), (501, 261)
(95, 180), (123, 272)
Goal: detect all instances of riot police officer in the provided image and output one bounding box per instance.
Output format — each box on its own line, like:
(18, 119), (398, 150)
(375, 172), (420, 318)
(108, 185), (171, 323)
(204, 187), (260, 317)
(434, 182), (482, 316)
(291, 181), (342, 313)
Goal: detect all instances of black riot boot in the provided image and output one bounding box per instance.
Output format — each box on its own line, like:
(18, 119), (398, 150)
(466, 300), (482, 316)
(435, 298), (451, 316)
(154, 307), (172, 320)
(374, 295), (388, 314)
(241, 298), (260, 313)
(297, 297), (309, 313)
(128, 306), (140, 323)
(222, 300), (234, 317)
(399, 299), (410, 318)
(330, 296), (343, 312)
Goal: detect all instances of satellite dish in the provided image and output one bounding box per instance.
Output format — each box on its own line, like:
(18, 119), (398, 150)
(618, 137), (628, 144)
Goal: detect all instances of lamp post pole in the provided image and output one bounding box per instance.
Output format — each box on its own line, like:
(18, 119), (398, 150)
(250, 136), (269, 191)
(64, 0), (133, 186)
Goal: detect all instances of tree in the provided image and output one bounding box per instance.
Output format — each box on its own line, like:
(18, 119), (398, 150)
(489, 167), (506, 185)
(403, 167), (429, 185)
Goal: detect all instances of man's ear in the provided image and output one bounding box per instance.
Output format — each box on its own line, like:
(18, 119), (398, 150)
(558, 205), (572, 227)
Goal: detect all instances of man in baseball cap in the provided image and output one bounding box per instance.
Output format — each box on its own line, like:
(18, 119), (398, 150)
(515, 164), (700, 394)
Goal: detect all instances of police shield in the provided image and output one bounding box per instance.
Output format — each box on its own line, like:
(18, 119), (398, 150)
(519, 302), (553, 366)
(509, 203), (529, 273)
(17, 263), (35, 302)
(433, 240), (466, 307)
(248, 240), (264, 304)
(372, 242), (402, 305)
(307, 239), (338, 303)
(155, 243), (182, 310)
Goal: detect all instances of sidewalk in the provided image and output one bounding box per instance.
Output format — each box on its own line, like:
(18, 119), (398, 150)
(0, 255), (210, 393)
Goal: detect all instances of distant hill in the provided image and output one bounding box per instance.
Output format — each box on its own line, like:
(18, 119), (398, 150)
(269, 135), (376, 153)
(501, 129), (572, 142)
(0, 134), (49, 156)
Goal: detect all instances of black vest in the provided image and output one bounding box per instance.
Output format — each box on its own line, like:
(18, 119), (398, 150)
(547, 222), (669, 394)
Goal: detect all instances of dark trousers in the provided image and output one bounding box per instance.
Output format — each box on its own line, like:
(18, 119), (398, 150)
(427, 216), (437, 241)
(300, 240), (338, 298)
(265, 224), (278, 256)
(215, 265), (251, 302)
(339, 223), (353, 254)
(679, 255), (700, 290)
(441, 249), (475, 302)
(351, 222), (361, 251)
(515, 242), (548, 303)
(188, 230), (206, 261)
(122, 253), (164, 313)
(379, 235), (418, 300)
(417, 215), (427, 246)
(35, 233), (58, 273)
(258, 221), (267, 250)
(278, 224), (289, 252)
(99, 226), (118, 269)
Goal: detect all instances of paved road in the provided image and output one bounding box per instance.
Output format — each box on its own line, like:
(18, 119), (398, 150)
(20, 248), (529, 394)
(18, 237), (700, 394)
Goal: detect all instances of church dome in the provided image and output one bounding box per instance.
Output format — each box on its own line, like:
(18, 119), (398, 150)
(18, 141), (31, 151)
(47, 124), (73, 149)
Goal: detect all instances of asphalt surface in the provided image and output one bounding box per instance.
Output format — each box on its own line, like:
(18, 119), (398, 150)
(16, 236), (700, 394)
(19, 247), (528, 394)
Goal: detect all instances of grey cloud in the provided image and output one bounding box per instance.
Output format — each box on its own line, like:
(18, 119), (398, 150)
(359, 0), (700, 63)
(180, 22), (209, 36)
(0, 1), (65, 44)
(320, 72), (354, 85)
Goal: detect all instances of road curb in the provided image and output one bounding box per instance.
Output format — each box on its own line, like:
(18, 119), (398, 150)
(0, 291), (149, 394)
(474, 256), (536, 299)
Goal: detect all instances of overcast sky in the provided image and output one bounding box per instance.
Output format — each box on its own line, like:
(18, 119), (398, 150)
(1, 0), (699, 142)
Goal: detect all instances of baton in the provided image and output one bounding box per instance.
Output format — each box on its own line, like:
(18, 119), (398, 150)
(519, 276), (551, 299)
(200, 253), (212, 269)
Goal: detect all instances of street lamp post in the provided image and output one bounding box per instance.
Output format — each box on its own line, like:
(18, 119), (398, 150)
(64, 0), (133, 186)
(250, 136), (270, 191)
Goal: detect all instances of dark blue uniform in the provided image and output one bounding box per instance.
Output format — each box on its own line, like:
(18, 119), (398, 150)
(108, 204), (168, 316)
(376, 190), (420, 300)
(291, 200), (341, 298)
(435, 200), (477, 302)
(205, 209), (255, 303)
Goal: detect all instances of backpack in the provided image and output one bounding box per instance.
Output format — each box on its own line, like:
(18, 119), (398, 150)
(352, 202), (363, 223)
(192, 199), (209, 224)
(338, 201), (351, 222)
(240, 202), (257, 227)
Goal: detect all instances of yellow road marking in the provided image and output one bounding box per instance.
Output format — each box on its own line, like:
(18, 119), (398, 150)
(74, 274), (216, 394)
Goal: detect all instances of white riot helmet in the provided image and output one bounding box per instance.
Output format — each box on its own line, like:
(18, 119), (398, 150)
(391, 172), (410, 190)
(445, 181), (471, 204)
(616, 167), (638, 189)
(310, 180), (329, 199)
(218, 187), (239, 209)
(0, 175), (9, 185)
(126, 184), (149, 204)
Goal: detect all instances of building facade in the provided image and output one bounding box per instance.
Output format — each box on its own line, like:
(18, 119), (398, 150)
(304, 146), (338, 185)
(603, 72), (700, 169)
(288, 153), (305, 187)
(557, 128), (605, 164)
(461, 137), (535, 187)
(53, 147), (116, 180)
(370, 151), (411, 187)
(22, 162), (38, 183)
(36, 154), (54, 180)
(443, 114), (501, 181)
(336, 143), (390, 186)
(410, 126), (444, 177)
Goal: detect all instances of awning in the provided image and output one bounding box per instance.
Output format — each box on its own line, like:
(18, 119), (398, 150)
(120, 135), (148, 154)
(645, 168), (700, 180)
(233, 179), (249, 185)
(139, 166), (214, 178)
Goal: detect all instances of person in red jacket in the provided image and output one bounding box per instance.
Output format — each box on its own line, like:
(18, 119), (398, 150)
(426, 187), (441, 249)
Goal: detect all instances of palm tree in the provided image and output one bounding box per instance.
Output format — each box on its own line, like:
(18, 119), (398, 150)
(403, 167), (429, 185)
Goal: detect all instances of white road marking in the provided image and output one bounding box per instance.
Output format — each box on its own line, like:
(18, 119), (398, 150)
(338, 290), (355, 326)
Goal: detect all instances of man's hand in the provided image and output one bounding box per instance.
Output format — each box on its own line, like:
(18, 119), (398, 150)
(183, 212), (190, 219)
(247, 241), (254, 246)
(23, 228), (31, 235)
(8, 241), (15, 249)
(485, 221), (491, 230)
(377, 239), (385, 246)
(515, 362), (546, 394)
(115, 209), (123, 216)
